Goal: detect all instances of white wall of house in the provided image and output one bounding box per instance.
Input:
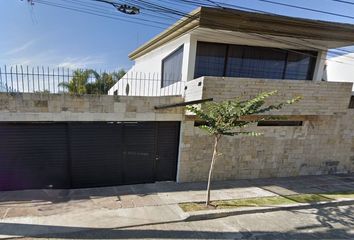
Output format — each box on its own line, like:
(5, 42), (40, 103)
(326, 53), (354, 91)
(108, 34), (192, 96)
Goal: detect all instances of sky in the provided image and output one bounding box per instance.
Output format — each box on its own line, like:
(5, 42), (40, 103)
(1, 0), (354, 71)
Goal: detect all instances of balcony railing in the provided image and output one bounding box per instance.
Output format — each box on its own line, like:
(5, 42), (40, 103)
(108, 72), (184, 97)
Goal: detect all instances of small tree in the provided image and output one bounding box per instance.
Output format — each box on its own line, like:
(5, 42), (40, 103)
(187, 91), (301, 206)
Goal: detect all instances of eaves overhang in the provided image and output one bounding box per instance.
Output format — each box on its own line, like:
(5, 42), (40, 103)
(129, 7), (354, 60)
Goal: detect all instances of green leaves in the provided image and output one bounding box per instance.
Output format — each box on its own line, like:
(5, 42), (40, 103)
(58, 69), (126, 94)
(187, 90), (301, 136)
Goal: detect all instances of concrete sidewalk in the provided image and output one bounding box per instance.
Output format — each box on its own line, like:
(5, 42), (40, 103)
(0, 174), (354, 238)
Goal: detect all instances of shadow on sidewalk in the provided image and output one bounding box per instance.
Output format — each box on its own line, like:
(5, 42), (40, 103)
(0, 224), (353, 239)
(0, 174), (353, 205)
(0, 201), (354, 239)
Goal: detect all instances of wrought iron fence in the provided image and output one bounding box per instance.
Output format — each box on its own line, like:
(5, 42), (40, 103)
(0, 65), (184, 96)
(108, 71), (184, 97)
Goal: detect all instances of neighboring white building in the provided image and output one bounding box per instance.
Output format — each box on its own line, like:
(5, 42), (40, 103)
(108, 7), (354, 96)
(325, 53), (354, 92)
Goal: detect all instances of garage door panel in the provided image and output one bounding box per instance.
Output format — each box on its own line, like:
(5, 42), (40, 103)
(155, 122), (180, 181)
(0, 123), (70, 191)
(70, 123), (124, 188)
(122, 122), (156, 184)
(0, 121), (180, 191)
(123, 122), (155, 143)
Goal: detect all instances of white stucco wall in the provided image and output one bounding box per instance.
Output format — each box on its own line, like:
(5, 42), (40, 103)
(108, 34), (192, 96)
(326, 53), (354, 91)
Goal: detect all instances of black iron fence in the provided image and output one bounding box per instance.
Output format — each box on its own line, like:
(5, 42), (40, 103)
(109, 71), (184, 96)
(0, 65), (184, 96)
(0, 65), (94, 94)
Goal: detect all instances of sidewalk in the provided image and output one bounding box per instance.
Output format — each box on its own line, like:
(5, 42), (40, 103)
(0, 174), (353, 238)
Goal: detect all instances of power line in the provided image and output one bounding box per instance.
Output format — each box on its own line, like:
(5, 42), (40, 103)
(332, 0), (354, 5)
(116, 0), (354, 63)
(49, 0), (173, 25)
(82, 0), (179, 21)
(32, 0), (169, 28)
(258, 0), (354, 20)
(29, 0), (354, 65)
(176, 0), (354, 60)
(166, 0), (354, 64)
(197, 0), (354, 55)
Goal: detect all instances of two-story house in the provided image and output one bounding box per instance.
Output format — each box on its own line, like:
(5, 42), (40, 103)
(108, 7), (354, 182)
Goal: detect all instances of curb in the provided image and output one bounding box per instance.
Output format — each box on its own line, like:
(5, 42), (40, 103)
(184, 199), (354, 221)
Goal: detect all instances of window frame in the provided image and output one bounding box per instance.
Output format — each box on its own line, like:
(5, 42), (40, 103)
(161, 44), (184, 88)
(194, 41), (318, 81)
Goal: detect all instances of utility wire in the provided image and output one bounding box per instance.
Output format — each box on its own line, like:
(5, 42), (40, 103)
(258, 0), (354, 20)
(196, 0), (354, 55)
(76, 0), (179, 20)
(30, 0), (354, 64)
(332, 0), (354, 5)
(174, 0), (354, 61)
(49, 0), (173, 25)
(166, 0), (354, 64)
(32, 0), (169, 28)
(63, 0), (176, 22)
(118, 0), (354, 62)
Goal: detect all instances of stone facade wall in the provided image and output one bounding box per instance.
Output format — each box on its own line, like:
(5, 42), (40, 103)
(0, 93), (183, 121)
(179, 113), (354, 182)
(178, 77), (354, 182)
(185, 77), (353, 115)
(1, 84), (354, 183)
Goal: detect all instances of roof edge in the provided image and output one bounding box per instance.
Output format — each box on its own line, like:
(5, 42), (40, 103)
(129, 7), (354, 60)
(128, 8), (201, 60)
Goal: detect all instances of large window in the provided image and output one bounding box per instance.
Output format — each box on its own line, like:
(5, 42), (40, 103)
(195, 42), (317, 80)
(161, 45), (184, 87)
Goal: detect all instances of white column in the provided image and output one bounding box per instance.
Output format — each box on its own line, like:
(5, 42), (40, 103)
(313, 50), (327, 81)
(185, 35), (197, 82)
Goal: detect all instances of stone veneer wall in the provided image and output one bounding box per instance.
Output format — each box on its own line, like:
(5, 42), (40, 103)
(178, 77), (354, 182)
(0, 93), (183, 121)
(1, 86), (354, 183)
(185, 77), (352, 115)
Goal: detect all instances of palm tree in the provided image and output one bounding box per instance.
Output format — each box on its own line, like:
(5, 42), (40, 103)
(58, 69), (126, 94)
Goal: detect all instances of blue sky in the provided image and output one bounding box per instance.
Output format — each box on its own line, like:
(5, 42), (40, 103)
(1, 0), (354, 71)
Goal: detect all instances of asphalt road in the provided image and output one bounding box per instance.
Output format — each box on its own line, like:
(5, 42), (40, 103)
(20, 203), (354, 239)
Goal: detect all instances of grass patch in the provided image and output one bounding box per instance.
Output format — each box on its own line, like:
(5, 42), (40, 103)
(320, 191), (354, 199)
(286, 194), (332, 203)
(179, 192), (354, 212)
(179, 196), (295, 212)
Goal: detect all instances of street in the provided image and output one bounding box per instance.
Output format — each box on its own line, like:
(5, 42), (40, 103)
(19, 203), (354, 239)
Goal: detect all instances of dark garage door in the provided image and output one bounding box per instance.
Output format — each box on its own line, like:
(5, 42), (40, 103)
(0, 122), (180, 191)
(0, 123), (70, 191)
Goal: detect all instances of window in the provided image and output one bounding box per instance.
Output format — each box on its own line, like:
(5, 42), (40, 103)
(233, 46), (287, 79)
(194, 42), (227, 78)
(195, 42), (317, 80)
(349, 96), (354, 109)
(161, 45), (184, 87)
(284, 51), (316, 80)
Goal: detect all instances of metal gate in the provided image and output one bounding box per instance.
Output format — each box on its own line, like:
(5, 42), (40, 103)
(0, 121), (180, 191)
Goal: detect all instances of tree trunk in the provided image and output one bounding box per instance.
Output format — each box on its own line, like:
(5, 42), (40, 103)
(206, 134), (220, 206)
